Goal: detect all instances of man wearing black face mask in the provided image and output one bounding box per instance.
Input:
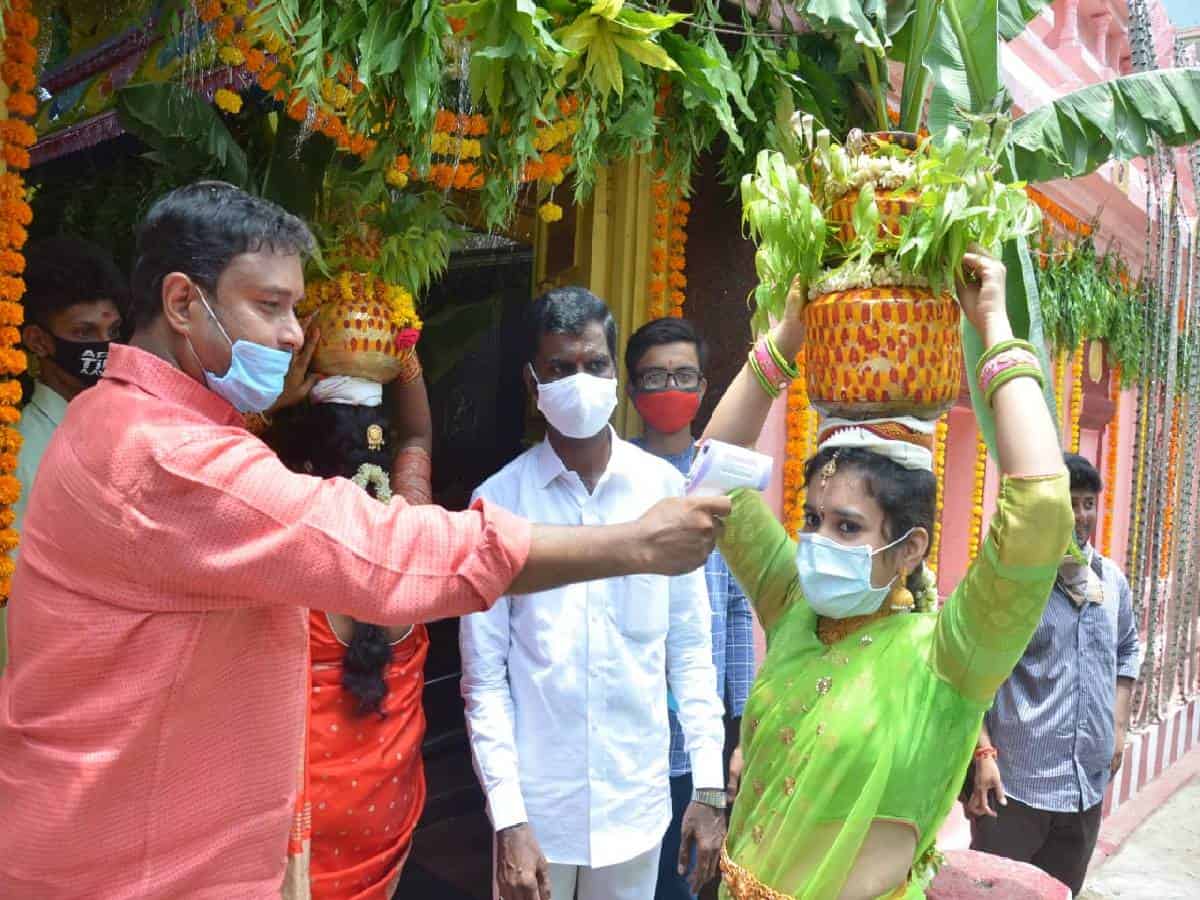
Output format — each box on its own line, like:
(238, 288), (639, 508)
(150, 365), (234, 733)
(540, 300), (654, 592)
(0, 237), (126, 675)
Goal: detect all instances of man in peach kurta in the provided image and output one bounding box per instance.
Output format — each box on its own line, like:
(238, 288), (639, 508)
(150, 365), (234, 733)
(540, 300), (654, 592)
(0, 183), (728, 899)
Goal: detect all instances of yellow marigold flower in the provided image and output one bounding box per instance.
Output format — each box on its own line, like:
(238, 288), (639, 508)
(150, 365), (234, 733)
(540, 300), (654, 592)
(331, 84), (353, 110)
(386, 169), (409, 189)
(430, 132), (450, 154)
(214, 88), (243, 114)
(218, 46), (245, 66)
(538, 202), (563, 224)
(262, 31), (286, 54)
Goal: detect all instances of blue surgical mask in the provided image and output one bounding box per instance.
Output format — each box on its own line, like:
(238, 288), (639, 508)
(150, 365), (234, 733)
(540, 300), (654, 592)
(188, 286), (292, 413)
(794, 529), (913, 619)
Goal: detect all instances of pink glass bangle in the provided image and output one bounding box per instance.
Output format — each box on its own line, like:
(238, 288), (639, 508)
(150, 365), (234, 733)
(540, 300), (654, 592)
(978, 349), (1040, 397)
(752, 337), (792, 394)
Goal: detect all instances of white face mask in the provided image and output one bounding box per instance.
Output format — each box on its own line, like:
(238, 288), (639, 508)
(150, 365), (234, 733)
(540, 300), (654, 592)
(794, 529), (913, 619)
(529, 364), (618, 439)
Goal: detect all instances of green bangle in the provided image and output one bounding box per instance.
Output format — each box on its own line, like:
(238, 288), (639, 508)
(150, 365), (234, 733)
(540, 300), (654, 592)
(747, 350), (781, 399)
(765, 334), (801, 380)
(975, 338), (1038, 378)
(984, 364), (1045, 406)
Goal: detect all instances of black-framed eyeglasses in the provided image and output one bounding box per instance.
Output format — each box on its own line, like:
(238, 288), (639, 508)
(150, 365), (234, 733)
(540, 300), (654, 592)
(633, 366), (702, 392)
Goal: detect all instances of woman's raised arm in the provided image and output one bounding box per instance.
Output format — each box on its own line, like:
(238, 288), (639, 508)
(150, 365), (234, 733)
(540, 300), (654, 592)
(702, 279), (806, 448)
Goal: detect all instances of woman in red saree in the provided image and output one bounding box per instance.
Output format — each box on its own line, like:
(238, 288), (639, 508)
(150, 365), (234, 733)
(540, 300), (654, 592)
(272, 363), (435, 900)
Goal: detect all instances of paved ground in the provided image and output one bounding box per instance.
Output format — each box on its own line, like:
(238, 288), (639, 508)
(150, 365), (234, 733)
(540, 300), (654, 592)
(1078, 778), (1200, 900)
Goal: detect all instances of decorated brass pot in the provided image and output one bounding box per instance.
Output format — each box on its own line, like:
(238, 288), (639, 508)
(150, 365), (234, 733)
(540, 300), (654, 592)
(803, 285), (962, 420)
(312, 295), (419, 384)
(828, 189), (921, 244)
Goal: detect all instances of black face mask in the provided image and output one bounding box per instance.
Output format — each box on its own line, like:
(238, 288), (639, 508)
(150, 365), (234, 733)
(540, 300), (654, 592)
(51, 337), (111, 387)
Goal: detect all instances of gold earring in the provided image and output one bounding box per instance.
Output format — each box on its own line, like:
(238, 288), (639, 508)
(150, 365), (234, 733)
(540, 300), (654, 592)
(889, 568), (914, 612)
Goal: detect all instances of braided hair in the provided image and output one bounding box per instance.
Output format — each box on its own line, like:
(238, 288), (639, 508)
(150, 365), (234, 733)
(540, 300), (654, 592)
(273, 402), (396, 716)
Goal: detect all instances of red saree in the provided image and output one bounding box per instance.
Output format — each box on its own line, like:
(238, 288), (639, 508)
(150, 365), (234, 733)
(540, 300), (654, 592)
(307, 611), (429, 900)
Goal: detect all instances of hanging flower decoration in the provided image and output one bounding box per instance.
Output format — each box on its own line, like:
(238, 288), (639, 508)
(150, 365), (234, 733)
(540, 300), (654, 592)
(1160, 400), (1181, 579)
(537, 201), (563, 223)
(930, 416), (949, 572)
(1101, 365), (1121, 558)
(967, 431), (988, 563)
(0, 0), (36, 605)
(782, 351), (811, 537)
(1069, 342), (1084, 453)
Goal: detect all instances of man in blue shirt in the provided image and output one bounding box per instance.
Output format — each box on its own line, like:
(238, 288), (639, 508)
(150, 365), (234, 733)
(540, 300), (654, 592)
(967, 453), (1141, 896)
(625, 317), (756, 900)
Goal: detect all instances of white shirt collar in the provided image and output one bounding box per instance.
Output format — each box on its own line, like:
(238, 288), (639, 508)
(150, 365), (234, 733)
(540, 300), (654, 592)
(533, 426), (629, 490)
(30, 380), (69, 426)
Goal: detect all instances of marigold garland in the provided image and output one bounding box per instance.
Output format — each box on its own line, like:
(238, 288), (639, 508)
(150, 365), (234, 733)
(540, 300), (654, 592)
(1101, 365), (1121, 557)
(645, 169), (689, 320)
(1069, 342), (1084, 453)
(1161, 400), (1181, 579)
(0, 0), (35, 607)
(967, 429), (988, 563)
(1053, 347), (1067, 430)
(930, 416), (949, 571)
(782, 351), (811, 537)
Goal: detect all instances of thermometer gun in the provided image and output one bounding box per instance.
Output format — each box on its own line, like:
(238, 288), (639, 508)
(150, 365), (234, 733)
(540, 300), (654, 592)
(685, 439), (773, 496)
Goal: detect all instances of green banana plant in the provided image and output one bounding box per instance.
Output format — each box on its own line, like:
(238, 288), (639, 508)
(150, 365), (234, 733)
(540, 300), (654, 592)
(784, 0), (1200, 449)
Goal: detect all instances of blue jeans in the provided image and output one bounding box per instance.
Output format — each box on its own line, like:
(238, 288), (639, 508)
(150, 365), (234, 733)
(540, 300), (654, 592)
(655, 771), (697, 900)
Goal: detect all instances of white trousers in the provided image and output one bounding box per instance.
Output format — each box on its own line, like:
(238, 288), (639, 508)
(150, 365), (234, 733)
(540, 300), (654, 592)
(546, 844), (662, 900)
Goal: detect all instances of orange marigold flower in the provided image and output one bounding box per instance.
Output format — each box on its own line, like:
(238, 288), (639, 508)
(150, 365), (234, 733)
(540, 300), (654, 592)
(0, 277), (24, 302)
(245, 48), (267, 73)
(0, 302), (22, 326)
(0, 381), (19, 406)
(668, 255), (686, 272)
(3, 146), (30, 171)
(0, 404), (18, 426)
(669, 229), (687, 245)
(0, 348), (25, 375)
(3, 38), (36, 67)
(257, 69), (283, 91)
(1, 200), (32, 226)
(287, 97), (310, 121)
(6, 92), (37, 118)
(5, 10), (39, 41)
(669, 290), (685, 306)
(668, 271), (687, 289)
(4, 222), (28, 249)
(0, 527), (18, 552)
(0, 251), (23, 275)
(448, 15), (467, 33)
(0, 119), (37, 148)
(198, 0), (223, 22)
(0, 61), (35, 92)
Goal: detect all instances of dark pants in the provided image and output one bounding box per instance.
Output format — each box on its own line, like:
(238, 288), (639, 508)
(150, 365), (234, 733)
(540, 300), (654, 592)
(656, 716), (741, 900)
(970, 797), (1103, 896)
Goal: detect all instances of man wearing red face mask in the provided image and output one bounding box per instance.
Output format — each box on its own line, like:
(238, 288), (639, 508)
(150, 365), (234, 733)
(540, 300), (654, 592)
(626, 317), (756, 900)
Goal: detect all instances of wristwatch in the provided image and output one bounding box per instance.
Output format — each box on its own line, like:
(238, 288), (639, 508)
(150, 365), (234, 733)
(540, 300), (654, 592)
(693, 787), (727, 810)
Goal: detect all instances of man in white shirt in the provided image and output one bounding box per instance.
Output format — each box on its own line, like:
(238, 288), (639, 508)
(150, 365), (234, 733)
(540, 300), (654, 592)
(2, 237), (125, 676)
(461, 287), (727, 900)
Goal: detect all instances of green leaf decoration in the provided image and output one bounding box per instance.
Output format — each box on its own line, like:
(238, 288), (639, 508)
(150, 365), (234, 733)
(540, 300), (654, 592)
(1009, 68), (1200, 183)
(998, 0), (1052, 41)
(116, 82), (250, 187)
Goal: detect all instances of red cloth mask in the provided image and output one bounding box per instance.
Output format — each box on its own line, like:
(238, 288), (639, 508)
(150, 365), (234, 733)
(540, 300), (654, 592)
(634, 389), (701, 434)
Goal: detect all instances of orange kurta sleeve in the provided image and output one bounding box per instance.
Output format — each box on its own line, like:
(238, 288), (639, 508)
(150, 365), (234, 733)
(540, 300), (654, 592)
(114, 428), (531, 623)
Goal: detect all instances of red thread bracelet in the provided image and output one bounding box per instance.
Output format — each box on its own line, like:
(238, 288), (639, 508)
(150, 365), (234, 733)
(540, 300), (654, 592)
(974, 746), (998, 761)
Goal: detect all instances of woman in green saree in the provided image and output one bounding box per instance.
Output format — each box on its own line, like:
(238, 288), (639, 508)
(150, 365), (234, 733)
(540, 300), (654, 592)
(703, 252), (1073, 899)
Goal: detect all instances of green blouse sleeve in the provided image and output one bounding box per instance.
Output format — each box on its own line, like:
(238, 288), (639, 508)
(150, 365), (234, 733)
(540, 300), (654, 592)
(718, 488), (808, 634)
(930, 472), (1073, 705)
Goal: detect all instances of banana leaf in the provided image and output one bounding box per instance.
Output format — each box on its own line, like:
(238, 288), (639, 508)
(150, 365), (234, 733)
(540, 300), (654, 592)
(998, 0), (1051, 40)
(116, 82), (249, 188)
(1009, 68), (1200, 183)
